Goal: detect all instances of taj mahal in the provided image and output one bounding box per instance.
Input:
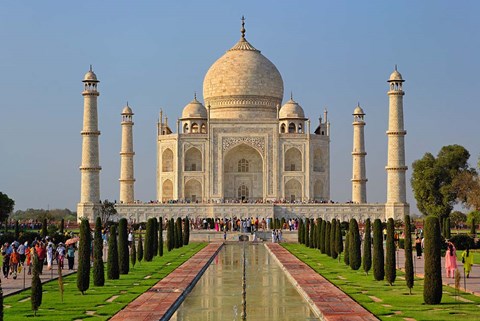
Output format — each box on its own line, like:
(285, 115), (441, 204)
(77, 19), (409, 223)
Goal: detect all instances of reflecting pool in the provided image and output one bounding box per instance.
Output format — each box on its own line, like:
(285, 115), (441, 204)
(171, 243), (319, 320)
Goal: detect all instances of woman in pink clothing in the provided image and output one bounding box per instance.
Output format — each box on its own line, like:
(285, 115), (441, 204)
(445, 241), (457, 278)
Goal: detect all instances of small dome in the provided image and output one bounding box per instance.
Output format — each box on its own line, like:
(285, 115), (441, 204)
(388, 69), (403, 82)
(83, 70), (98, 82)
(121, 105), (133, 115)
(182, 97), (207, 119)
(353, 105), (365, 115)
(279, 98), (305, 119)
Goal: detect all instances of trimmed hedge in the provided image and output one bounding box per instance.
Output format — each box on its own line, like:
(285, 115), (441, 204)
(424, 216), (442, 304)
(349, 219), (361, 270)
(77, 219), (91, 294)
(385, 218), (396, 285)
(404, 215), (414, 293)
(362, 218), (372, 275)
(373, 218), (385, 281)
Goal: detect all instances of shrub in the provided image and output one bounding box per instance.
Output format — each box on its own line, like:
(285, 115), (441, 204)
(152, 218), (158, 256)
(450, 234), (475, 250)
(176, 217), (183, 248)
(320, 220), (326, 253)
(344, 232), (350, 266)
(131, 231), (136, 268)
(77, 219), (91, 294)
(144, 218), (154, 261)
(118, 218), (129, 274)
(373, 218), (385, 281)
(404, 215), (414, 293)
(331, 219), (338, 259)
(41, 218), (48, 238)
(183, 217), (190, 246)
(167, 218), (173, 251)
(471, 218), (476, 236)
(107, 225), (119, 280)
(60, 218), (65, 235)
(349, 219), (361, 270)
(424, 216), (442, 304)
(316, 218), (322, 250)
(137, 232), (143, 262)
(309, 219), (315, 248)
(385, 218), (396, 285)
(362, 218), (372, 275)
(93, 217), (105, 286)
(335, 218), (343, 260)
(159, 217), (164, 256)
(325, 221), (331, 257)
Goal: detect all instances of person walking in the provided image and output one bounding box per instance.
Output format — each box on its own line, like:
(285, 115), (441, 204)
(445, 241), (457, 278)
(415, 236), (422, 259)
(461, 244), (474, 278)
(67, 244), (75, 270)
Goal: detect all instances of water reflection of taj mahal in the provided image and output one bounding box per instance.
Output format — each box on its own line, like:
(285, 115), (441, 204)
(77, 19), (409, 222)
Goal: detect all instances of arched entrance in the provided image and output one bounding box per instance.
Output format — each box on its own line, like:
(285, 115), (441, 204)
(285, 178), (302, 202)
(223, 144), (263, 202)
(184, 179), (202, 203)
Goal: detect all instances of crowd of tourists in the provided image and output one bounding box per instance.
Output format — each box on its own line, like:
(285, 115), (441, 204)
(1, 236), (76, 280)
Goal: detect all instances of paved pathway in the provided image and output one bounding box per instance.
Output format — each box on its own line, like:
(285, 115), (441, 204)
(2, 255), (78, 297)
(395, 248), (480, 294)
(110, 242), (223, 321)
(267, 243), (378, 321)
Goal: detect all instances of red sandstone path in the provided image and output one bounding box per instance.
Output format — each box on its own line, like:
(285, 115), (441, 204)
(266, 243), (378, 321)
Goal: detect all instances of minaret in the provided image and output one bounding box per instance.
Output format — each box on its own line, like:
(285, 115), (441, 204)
(119, 103), (135, 203)
(78, 66), (101, 221)
(385, 66), (409, 218)
(351, 103), (367, 203)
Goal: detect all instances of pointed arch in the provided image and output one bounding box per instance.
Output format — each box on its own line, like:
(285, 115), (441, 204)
(162, 149), (174, 172)
(284, 147), (302, 171)
(184, 179), (202, 203)
(184, 147), (202, 171)
(280, 123), (286, 133)
(162, 179), (173, 202)
(191, 123), (199, 133)
(314, 180), (323, 201)
(288, 123), (296, 133)
(285, 178), (302, 202)
(313, 148), (323, 172)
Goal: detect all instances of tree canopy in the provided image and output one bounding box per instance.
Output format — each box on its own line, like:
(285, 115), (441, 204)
(411, 144), (472, 218)
(0, 192), (15, 222)
(100, 200), (117, 224)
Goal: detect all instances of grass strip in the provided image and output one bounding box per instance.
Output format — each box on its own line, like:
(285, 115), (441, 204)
(4, 242), (207, 320)
(283, 243), (480, 321)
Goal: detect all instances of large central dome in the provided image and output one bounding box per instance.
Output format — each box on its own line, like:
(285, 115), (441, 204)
(203, 29), (284, 120)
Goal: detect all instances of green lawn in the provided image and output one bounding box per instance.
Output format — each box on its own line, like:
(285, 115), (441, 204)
(4, 242), (206, 320)
(283, 243), (480, 321)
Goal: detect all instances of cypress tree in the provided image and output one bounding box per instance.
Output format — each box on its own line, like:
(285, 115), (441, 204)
(349, 219), (361, 270)
(176, 217), (183, 248)
(183, 217), (190, 245)
(93, 217), (105, 286)
(41, 218), (48, 238)
(335, 218), (343, 261)
(309, 219), (315, 248)
(131, 231), (136, 268)
(385, 218), (396, 285)
(373, 218), (385, 281)
(320, 220), (326, 253)
(344, 231), (350, 266)
(144, 218), (154, 261)
(424, 216), (442, 304)
(31, 251), (42, 316)
(167, 219), (173, 251)
(60, 218), (65, 235)
(305, 219), (310, 247)
(362, 219), (372, 275)
(137, 232), (144, 262)
(153, 218), (159, 256)
(404, 215), (414, 294)
(316, 218), (322, 249)
(471, 217), (476, 236)
(297, 219), (303, 244)
(118, 218), (129, 274)
(159, 217), (164, 256)
(107, 225), (119, 280)
(325, 221), (331, 257)
(445, 217), (451, 239)
(330, 219), (338, 259)
(14, 220), (19, 240)
(77, 219), (91, 294)
(169, 218), (175, 251)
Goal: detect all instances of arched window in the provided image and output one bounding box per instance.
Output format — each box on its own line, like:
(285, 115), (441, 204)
(201, 123), (207, 133)
(280, 124), (286, 133)
(191, 123), (199, 133)
(288, 123), (296, 133)
(183, 123), (189, 133)
(238, 184), (249, 199)
(298, 123), (303, 133)
(238, 159), (249, 172)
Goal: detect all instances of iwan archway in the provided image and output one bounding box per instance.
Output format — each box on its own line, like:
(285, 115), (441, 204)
(223, 144), (263, 202)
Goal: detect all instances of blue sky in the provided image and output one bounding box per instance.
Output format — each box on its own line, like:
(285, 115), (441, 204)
(1, 1), (479, 214)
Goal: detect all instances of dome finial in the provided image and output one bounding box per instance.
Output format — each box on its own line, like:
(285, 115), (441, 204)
(194, 91), (197, 100)
(90, 64), (93, 72)
(127, 101), (129, 107)
(395, 64), (397, 71)
(290, 91), (293, 100)
(241, 16), (246, 39)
